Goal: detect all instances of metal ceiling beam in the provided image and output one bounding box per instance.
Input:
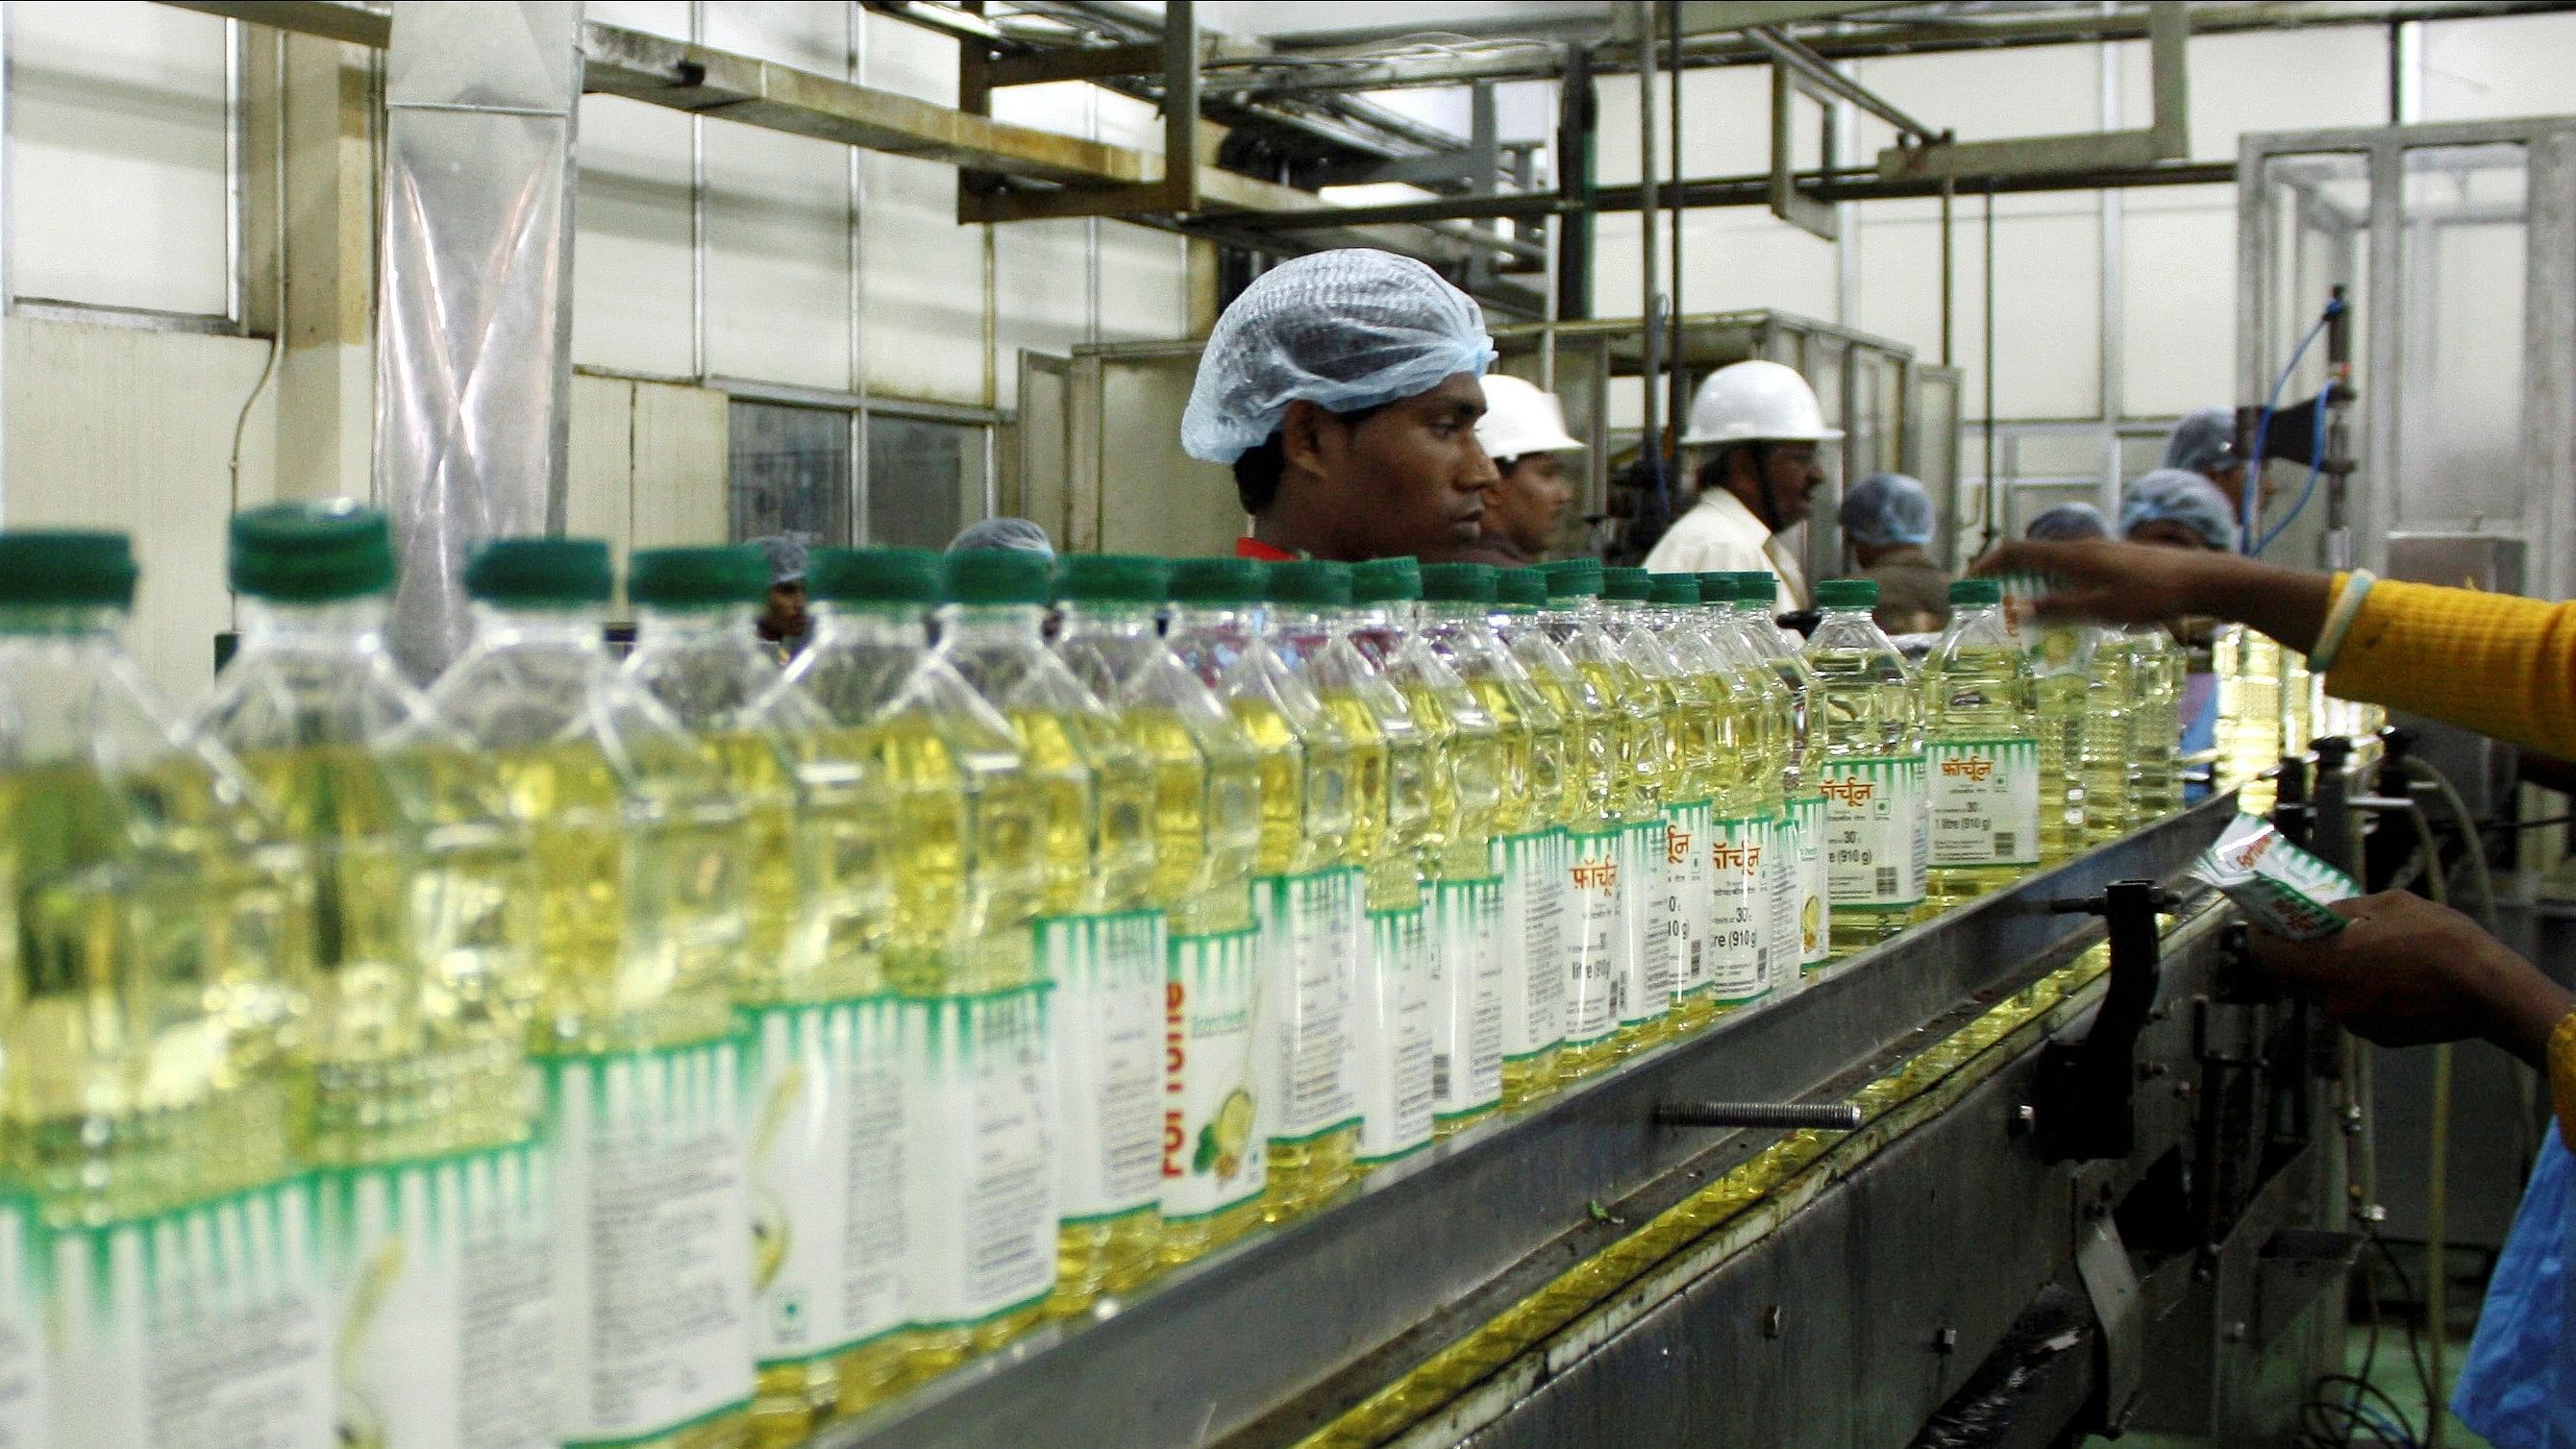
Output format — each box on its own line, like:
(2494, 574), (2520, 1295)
(1878, 0), (2187, 182)
(1742, 25), (1939, 144)
(1619, 2), (1917, 38)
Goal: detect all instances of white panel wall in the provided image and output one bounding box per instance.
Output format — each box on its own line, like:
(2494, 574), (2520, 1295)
(2421, 14), (2576, 121)
(11, 1), (231, 315)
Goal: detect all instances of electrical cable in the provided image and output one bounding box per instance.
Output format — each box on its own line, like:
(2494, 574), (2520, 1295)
(2400, 758), (2499, 929)
(2242, 296), (2345, 553)
(2253, 381), (2333, 556)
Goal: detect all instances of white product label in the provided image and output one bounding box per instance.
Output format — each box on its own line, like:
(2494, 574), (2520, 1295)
(1764, 808), (1803, 998)
(546, 1041), (755, 1445)
(1562, 829), (1624, 1045)
(50, 1177), (332, 1449)
(1353, 905), (1434, 1163)
(1428, 873), (1504, 1120)
(747, 998), (905, 1376)
(1708, 815), (1771, 1004)
(1161, 928), (1267, 1221)
(1494, 830), (1566, 1062)
(1253, 869), (1363, 1145)
(1661, 800), (1716, 1001)
(0, 1200), (41, 1447)
(1619, 820), (1672, 1027)
(1821, 757), (1928, 908)
(1928, 739), (2042, 867)
(903, 988), (1057, 1329)
(1792, 792), (1831, 968)
(318, 1144), (554, 1449)
(1039, 911), (1169, 1223)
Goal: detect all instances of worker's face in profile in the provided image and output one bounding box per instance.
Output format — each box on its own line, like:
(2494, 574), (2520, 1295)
(2126, 520), (2215, 552)
(1760, 441), (1825, 531)
(760, 580), (808, 641)
(1481, 452), (1573, 557)
(2207, 461), (2277, 513)
(1291, 372), (1498, 561)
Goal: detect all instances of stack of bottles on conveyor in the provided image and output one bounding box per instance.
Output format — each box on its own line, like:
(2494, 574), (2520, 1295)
(0, 505), (2196, 1449)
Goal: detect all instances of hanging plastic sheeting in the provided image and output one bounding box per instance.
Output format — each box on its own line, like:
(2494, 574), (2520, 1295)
(374, 2), (582, 679)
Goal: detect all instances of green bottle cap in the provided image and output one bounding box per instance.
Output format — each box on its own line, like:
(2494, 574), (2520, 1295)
(1815, 577), (1879, 608)
(807, 547), (942, 605)
(626, 545), (764, 608)
(1647, 573), (1700, 606)
(1419, 562), (1497, 604)
(1055, 553), (1169, 604)
(1540, 557), (1602, 600)
(230, 500), (395, 602)
(1948, 577), (2001, 606)
(944, 548), (1053, 605)
(1168, 557), (1262, 605)
(463, 538), (614, 605)
(1265, 559), (1350, 607)
(1495, 567), (1548, 607)
(1350, 556), (1423, 603)
(1600, 567), (1652, 602)
(0, 530), (137, 607)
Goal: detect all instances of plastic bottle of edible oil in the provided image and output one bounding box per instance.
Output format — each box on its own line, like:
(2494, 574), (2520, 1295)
(2025, 622), (2093, 869)
(1684, 574), (1792, 1017)
(1580, 567), (1678, 1049)
(1052, 556), (1265, 1267)
(1350, 559), (1504, 1135)
(196, 506), (550, 1449)
(620, 545), (900, 1439)
(2215, 625), (2285, 812)
(1637, 575), (1740, 1030)
(781, 547), (1054, 1380)
(0, 529), (317, 1448)
(2081, 626), (2140, 841)
(420, 536), (749, 1449)
(1163, 559), (1360, 1220)
(1803, 578), (1927, 960)
(1920, 580), (2041, 912)
(1419, 564), (1568, 1107)
(935, 548), (1162, 1314)
(2124, 625), (2184, 825)
(1266, 562), (1429, 1174)
(1717, 571), (1830, 982)
(1499, 567), (1622, 1082)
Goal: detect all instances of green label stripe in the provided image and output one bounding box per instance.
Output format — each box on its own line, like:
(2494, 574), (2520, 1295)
(62, 1172), (318, 1314)
(749, 994), (904, 1066)
(566, 1396), (755, 1449)
(316, 1137), (549, 1239)
(756, 1319), (905, 1370)
(1037, 908), (1168, 987)
(901, 982), (1053, 1075)
(546, 1035), (750, 1141)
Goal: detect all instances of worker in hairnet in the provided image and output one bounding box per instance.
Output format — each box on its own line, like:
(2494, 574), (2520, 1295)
(948, 516), (1055, 558)
(2164, 405), (2281, 528)
(749, 534), (810, 662)
(1181, 249), (1498, 564)
(1841, 472), (1948, 634)
(1467, 373), (1584, 566)
(2119, 468), (2238, 552)
(1973, 533), (2576, 1449)
(1641, 360), (1839, 609)
(2024, 501), (2109, 542)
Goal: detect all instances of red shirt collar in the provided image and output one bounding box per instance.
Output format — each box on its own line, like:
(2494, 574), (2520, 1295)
(1234, 536), (1298, 561)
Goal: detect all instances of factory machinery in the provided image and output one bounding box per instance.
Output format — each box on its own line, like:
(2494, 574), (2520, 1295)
(806, 740), (2423, 1449)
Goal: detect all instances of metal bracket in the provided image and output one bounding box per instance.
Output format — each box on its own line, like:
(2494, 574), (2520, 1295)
(2028, 879), (2178, 1163)
(2075, 1214), (2145, 1432)
(1768, 61), (1841, 240)
(1877, 1), (2189, 183)
(957, 0), (1201, 222)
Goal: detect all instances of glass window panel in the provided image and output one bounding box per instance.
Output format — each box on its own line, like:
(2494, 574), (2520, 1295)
(866, 414), (989, 551)
(728, 400), (852, 546)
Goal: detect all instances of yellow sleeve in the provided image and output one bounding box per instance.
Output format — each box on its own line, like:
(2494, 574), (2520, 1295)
(2557, 1011), (2576, 1151)
(2322, 575), (2576, 760)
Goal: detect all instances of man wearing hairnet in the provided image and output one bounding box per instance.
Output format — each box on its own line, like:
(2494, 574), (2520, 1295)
(1841, 472), (1949, 634)
(2024, 502), (2109, 542)
(749, 534), (810, 662)
(2120, 468), (2238, 552)
(949, 517), (1055, 558)
(2164, 405), (2278, 525)
(1181, 249), (1499, 563)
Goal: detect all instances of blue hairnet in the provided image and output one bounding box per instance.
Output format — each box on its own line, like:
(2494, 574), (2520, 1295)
(947, 516), (1055, 558)
(1840, 473), (1935, 547)
(1181, 249), (1497, 465)
(2163, 406), (2240, 479)
(2024, 503), (2109, 542)
(2120, 468), (2237, 550)
(749, 534), (808, 584)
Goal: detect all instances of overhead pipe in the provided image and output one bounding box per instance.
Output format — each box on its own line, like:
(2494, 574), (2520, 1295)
(374, 1), (583, 678)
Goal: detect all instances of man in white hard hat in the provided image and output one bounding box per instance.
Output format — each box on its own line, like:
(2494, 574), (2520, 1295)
(1641, 359), (1841, 608)
(1464, 373), (1585, 566)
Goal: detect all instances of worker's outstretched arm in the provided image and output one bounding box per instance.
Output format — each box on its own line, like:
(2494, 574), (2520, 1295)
(1978, 539), (2576, 761)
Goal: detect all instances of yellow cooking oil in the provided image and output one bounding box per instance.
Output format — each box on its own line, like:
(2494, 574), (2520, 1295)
(1165, 559), (1361, 1221)
(785, 548), (1051, 1383)
(2125, 626), (2184, 825)
(1713, 571), (1829, 984)
(1379, 654), (1503, 1129)
(2027, 622), (2092, 868)
(1920, 580), (2041, 913)
(2216, 625), (2285, 812)
(2081, 627), (2140, 841)
(1053, 556), (1268, 1269)
(1424, 564), (1568, 1107)
(1589, 569), (1678, 1051)
(620, 544), (900, 1440)
(1524, 561), (1629, 1080)
(1648, 574), (1766, 1031)
(1804, 579), (1927, 959)
(1701, 579), (1796, 1009)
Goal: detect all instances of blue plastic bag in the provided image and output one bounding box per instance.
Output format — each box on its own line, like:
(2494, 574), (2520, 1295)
(2453, 1130), (2575, 1448)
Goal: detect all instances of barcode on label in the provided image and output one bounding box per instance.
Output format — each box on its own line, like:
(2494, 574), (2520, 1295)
(1430, 1059), (1450, 1100)
(1875, 868), (1898, 895)
(1993, 833), (2018, 859)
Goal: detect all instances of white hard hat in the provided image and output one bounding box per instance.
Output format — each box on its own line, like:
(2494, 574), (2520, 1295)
(1476, 373), (1584, 461)
(1679, 359), (1845, 448)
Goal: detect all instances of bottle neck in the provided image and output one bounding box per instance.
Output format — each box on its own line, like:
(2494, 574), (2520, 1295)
(0, 602), (125, 639)
(634, 602), (756, 651)
(237, 594), (395, 652)
(936, 602), (1047, 649)
(808, 601), (928, 648)
(1054, 602), (1159, 642)
(1165, 602), (1252, 638)
(468, 601), (607, 649)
